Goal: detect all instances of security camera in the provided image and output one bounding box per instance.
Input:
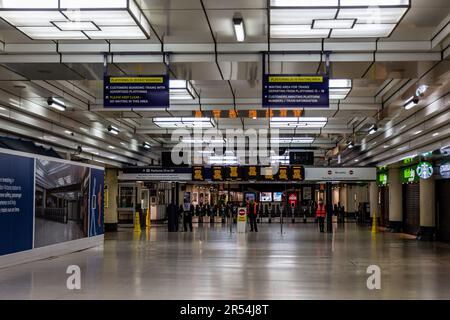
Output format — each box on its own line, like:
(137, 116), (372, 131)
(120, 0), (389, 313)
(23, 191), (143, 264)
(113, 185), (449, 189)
(412, 96), (419, 104)
(77, 146), (82, 154)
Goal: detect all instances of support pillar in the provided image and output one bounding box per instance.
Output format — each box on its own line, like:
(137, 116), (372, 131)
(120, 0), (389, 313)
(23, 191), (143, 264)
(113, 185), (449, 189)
(104, 169), (118, 232)
(369, 182), (378, 225)
(326, 182), (333, 233)
(417, 177), (435, 241)
(388, 168), (402, 232)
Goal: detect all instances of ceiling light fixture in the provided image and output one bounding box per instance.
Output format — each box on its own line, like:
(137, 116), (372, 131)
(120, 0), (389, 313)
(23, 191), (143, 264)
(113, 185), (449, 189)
(270, 117), (327, 128)
(47, 97), (66, 111)
(233, 17), (245, 42)
(143, 142), (151, 149)
(153, 117), (215, 128)
(269, 0), (409, 39)
(107, 125), (119, 135)
(169, 80), (195, 100)
(368, 124), (378, 135)
(404, 96), (419, 110)
(0, 1), (151, 40)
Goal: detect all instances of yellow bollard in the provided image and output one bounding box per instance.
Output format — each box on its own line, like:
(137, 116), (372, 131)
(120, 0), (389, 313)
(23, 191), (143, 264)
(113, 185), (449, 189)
(146, 208), (151, 230)
(134, 211), (141, 232)
(371, 211), (377, 234)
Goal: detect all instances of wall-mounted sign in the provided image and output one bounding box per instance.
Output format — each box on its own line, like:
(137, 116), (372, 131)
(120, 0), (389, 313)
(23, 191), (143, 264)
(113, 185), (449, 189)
(305, 167), (376, 181)
(377, 173), (388, 186)
(262, 75), (329, 108)
(225, 166), (242, 181)
(291, 166), (305, 181)
(211, 166), (224, 182)
(416, 162), (433, 180)
(440, 162), (450, 179)
(104, 75), (169, 108)
(244, 166), (259, 180)
(289, 151), (314, 165)
(276, 166), (290, 181)
(401, 166), (419, 184)
(192, 166), (205, 181)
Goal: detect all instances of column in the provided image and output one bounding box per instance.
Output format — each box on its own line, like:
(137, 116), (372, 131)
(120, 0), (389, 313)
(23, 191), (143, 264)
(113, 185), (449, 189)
(418, 177), (435, 240)
(104, 169), (118, 232)
(326, 182), (333, 233)
(388, 168), (402, 232)
(369, 182), (378, 219)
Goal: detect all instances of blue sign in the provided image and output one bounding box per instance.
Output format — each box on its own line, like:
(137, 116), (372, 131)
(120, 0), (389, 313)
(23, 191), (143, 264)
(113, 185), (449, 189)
(89, 168), (105, 237)
(0, 154), (34, 256)
(262, 74), (329, 108)
(104, 75), (169, 108)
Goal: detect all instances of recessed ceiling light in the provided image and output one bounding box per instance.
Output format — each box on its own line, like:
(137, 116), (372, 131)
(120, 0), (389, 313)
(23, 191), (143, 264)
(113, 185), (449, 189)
(108, 145), (115, 149)
(432, 132), (439, 137)
(413, 130), (422, 135)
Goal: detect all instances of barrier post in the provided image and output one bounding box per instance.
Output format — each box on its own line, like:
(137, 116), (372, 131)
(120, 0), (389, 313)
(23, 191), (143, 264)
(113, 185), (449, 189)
(146, 208), (151, 230)
(134, 212), (141, 232)
(371, 211), (377, 234)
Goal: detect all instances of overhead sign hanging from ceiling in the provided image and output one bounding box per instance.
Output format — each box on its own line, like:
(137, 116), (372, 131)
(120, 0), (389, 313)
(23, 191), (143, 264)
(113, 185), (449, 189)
(262, 75), (329, 108)
(305, 167), (376, 181)
(104, 75), (169, 109)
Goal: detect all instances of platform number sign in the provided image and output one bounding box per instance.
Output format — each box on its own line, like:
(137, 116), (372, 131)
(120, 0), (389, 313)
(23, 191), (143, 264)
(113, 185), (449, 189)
(416, 162), (433, 179)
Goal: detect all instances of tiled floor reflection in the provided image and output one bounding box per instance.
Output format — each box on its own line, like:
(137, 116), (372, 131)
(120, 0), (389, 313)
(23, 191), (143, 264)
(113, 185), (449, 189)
(1, 223), (450, 299)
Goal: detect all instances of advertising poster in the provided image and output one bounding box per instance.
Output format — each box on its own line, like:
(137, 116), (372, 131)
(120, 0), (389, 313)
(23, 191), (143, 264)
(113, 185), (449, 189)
(89, 168), (105, 237)
(34, 159), (91, 247)
(0, 154), (34, 256)
(303, 187), (312, 200)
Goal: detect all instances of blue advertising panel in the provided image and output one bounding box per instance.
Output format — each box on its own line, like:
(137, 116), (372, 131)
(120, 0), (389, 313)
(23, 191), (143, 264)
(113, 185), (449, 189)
(104, 75), (169, 108)
(262, 74), (329, 108)
(0, 154), (34, 255)
(89, 168), (105, 237)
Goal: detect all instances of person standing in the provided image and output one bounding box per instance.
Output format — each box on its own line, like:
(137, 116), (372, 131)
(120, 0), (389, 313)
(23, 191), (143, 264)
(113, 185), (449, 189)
(247, 199), (258, 232)
(183, 203), (193, 232)
(316, 199), (326, 233)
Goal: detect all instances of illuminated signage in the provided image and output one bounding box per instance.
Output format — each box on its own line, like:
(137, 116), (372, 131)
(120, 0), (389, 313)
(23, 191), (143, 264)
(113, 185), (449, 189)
(192, 166), (205, 181)
(401, 166), (419, 184)
(416, 162), (433, 180)
(440, 162), (450, 179)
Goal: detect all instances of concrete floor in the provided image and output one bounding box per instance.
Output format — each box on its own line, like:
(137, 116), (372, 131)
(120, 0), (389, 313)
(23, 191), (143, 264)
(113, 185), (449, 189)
(1, 223), (450, 300)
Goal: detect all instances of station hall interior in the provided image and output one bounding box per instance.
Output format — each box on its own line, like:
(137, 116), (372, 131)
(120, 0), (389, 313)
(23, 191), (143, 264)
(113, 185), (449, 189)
(0, 0), (450, 300)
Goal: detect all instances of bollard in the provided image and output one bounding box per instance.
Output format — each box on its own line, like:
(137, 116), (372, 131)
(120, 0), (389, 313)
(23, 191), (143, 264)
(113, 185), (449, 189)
(134, 212), (141, 232)
(146, 208), (151, 230)
(371, 211), (377, 234)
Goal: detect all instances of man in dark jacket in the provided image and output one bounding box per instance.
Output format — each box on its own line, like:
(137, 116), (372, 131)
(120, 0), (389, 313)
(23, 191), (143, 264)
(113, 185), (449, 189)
(183, 203), (193, 232)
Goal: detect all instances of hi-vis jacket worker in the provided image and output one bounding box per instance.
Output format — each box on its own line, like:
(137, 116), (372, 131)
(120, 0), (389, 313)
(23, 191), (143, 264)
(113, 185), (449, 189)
(316, 200), (326, 233)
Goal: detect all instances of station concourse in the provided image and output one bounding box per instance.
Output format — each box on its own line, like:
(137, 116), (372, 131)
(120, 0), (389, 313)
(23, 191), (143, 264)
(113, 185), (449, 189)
(0, 0), (449, 300)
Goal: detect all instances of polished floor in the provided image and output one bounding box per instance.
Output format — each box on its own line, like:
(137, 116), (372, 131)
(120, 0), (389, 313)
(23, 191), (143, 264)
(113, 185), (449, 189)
(1, 222), (450, 299)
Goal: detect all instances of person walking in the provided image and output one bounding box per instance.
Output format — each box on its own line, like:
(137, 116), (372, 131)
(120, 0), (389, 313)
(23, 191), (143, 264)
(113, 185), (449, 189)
(183, 203), (193, 232)
(247, 199), (258, 232)
(316, 199), (326, 233)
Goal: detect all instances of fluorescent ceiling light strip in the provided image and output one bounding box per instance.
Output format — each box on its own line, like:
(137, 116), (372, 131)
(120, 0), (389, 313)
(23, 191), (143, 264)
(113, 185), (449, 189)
(340, 0), (409, 6)
(313, 19), (355, 29)
(53, 21), (99, 31)
(0, 0), (59, 8)
(169, 80), (187, 89)
(329, 79), (352, 88)
(233, 18), (245, 42)
(60, 0), (128, 9)
(271, 25), (330, 38)
(270, 9), (337, 25)
(270, 0), (338, 7)
(331, 24), (396, 38)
